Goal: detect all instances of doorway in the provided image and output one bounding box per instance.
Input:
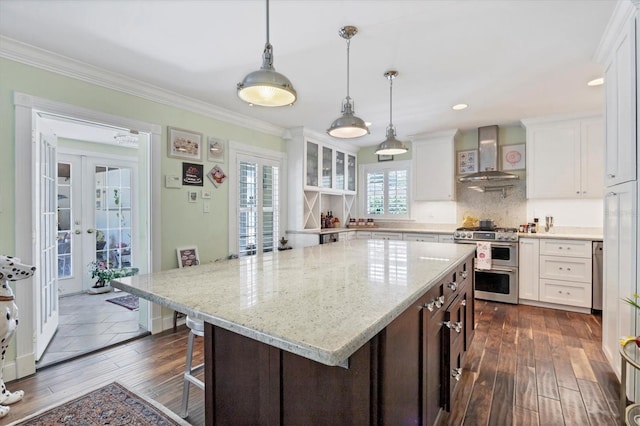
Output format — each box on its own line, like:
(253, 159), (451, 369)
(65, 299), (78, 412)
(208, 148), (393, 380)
(14, 92), (162, 380)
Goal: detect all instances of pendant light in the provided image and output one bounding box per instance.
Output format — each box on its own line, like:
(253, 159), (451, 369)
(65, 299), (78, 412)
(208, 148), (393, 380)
(375, 71), (408, 155)
(327, 26), (369, 138)
(237, 0), (297, 107)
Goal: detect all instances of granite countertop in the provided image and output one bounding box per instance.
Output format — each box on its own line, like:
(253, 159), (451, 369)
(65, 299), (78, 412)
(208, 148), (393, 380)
(288, 227), (455, 235)
(111, 240), (475, 367)
(518, 227), (603, 241)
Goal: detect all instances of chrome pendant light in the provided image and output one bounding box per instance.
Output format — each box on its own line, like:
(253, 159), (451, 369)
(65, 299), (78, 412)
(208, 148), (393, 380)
(375, 71), (408, 155)
(327, 26), (369, 138)
(237, 0), (297, 107)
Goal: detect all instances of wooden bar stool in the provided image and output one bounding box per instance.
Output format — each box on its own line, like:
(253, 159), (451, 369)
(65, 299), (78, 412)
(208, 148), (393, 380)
(180, 315), (204, 418)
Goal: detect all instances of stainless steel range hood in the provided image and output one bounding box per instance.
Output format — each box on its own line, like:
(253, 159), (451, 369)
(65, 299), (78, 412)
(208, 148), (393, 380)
(458, 125), (519, 182)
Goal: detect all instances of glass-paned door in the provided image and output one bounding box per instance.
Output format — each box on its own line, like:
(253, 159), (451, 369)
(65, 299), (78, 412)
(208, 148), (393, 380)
(238, 155), (280, 257)
(36, 132), (59, 361)
(336, 151), (345, 190)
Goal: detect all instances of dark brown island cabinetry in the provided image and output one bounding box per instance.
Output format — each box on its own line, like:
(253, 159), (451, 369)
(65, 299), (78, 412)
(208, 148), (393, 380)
(204, 254), (475, 426)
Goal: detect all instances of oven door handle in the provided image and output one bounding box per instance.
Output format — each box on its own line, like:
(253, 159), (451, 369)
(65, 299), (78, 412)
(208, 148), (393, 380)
(474, 266), (516, 273)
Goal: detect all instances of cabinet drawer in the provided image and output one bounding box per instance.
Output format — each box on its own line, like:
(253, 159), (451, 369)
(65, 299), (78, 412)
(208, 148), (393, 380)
(539, 239), (592, 258)
(370, 231), (403, 240)
(539, 256), (592, 283)
(355, 231), (371, 239)
(539, 279), (592, 308)
(403, 233), (439, 242)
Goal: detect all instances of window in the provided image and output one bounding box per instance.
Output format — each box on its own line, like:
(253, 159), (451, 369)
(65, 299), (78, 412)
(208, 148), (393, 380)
(362, 161), (410, 219)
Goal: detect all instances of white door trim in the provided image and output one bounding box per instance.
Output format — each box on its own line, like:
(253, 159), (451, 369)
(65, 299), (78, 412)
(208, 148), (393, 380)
(13, 91), (162, 380)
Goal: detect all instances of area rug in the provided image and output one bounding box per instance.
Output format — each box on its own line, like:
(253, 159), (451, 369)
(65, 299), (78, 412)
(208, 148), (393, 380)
(106, 294), (139, 310)
(10, 381), (190, 425)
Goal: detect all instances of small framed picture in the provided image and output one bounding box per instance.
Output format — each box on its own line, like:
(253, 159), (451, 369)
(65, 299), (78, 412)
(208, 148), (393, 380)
(457, 149), (478, 174)
(501, 144), (525, 170)
(176, 246), (199, 268)
(187, 190), (198, 203)
(207, 137), (225, 163)
(168, 127), (203, 161)
(208, 165), (227, 188)
(182, 162), (204, 186)
(201, 189), (212, 199)
(378, 154), (394, 162)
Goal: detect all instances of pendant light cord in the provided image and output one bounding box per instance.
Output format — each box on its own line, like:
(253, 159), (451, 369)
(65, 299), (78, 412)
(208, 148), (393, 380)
(265, 0), (270, 45)
(346, 37), (351, 100)
(388, 76), (394, 129)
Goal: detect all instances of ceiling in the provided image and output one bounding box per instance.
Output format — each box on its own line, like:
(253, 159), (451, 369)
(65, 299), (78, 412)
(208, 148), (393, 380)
(0, 0), (616, 148)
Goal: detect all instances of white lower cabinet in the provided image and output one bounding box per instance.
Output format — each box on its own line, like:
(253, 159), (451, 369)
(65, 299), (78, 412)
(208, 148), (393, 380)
(519, 237), (593, 309)
(370, 231), (403, 240)
(355, 231), (372, 239)
(403, 233), (439, 242)
(519, 238), (540, 301)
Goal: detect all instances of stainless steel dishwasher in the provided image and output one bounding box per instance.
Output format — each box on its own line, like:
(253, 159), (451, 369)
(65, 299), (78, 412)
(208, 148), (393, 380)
(592, 241), (603, 313)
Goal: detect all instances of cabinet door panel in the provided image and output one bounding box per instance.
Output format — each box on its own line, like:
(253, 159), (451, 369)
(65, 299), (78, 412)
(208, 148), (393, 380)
(539, 279), (591, 308)
(580, 118), (605, 198)
(527, 121), (581, 199)
(539, 256), (592, 283)
(518, 238), (540, 301)
(414, 137), (455, 201)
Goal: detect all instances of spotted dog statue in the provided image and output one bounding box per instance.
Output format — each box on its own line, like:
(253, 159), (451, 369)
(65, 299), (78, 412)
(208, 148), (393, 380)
(0, 255), (35, 418)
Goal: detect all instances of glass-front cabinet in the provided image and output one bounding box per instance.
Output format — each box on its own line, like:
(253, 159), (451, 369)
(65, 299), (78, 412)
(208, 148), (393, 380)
(322, 146), (333, 188)
(305, 140), (356, 194)
(336, 151), (345, 190)
(347, 154), (356, 192)
(306, 141), (318, 187)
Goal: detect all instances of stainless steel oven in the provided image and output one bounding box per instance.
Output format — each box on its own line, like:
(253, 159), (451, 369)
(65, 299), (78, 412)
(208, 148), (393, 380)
(454, 227), (519, 304)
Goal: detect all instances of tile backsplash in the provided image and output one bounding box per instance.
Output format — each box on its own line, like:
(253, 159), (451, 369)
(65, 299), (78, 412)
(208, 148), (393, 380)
(456, 180), (527, 228)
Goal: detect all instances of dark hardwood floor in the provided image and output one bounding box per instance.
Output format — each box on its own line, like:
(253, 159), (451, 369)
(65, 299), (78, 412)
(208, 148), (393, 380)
(4, 301), (619, 425)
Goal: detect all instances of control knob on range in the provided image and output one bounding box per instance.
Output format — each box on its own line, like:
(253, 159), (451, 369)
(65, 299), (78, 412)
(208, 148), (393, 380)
(454, 232), (460, 238)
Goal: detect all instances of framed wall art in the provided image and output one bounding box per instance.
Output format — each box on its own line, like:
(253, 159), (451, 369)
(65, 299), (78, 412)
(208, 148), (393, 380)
(168, 127), (203, 161)
(207, 137), (225, 163)
(377, 154), (394, 162)
(501, 144), (525, 170)
(176, 246), (199, 268)
(208, 165), (227, 188)
(457, 149), (478, 174)
(182, 162), (204, 186)
(187, 190), (198, 203)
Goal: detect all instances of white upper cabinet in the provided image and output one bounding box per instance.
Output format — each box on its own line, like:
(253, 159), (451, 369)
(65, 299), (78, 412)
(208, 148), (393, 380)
(413, 130), (459, 201)
(523, 115), (604, 199)
(604, 14), (637, 186)
(304, 139), (357, 194)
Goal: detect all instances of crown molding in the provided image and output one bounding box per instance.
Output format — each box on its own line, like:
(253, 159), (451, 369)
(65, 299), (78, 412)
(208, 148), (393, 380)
(283, 125), (360, 152)
(0, 36), (285, 137)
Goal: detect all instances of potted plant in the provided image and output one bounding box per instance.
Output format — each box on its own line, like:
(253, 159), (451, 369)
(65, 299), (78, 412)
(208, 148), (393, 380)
(87, 260), (138, 295)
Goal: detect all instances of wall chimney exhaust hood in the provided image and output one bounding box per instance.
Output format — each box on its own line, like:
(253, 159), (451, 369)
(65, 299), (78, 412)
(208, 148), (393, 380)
(458, 125), (519, 182)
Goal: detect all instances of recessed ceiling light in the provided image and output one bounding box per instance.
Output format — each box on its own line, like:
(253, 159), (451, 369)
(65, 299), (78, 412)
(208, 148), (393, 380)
(587, 78), (604, 86)
(452, 103), (468, 111)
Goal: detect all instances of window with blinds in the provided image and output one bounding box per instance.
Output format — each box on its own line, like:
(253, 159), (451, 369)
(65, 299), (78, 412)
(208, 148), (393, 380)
(363, 162), (410, 219)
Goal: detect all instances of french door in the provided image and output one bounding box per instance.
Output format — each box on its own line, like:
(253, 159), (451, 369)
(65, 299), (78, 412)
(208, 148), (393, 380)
(56, 153), (138, 295)
(237, 155), (280, 256)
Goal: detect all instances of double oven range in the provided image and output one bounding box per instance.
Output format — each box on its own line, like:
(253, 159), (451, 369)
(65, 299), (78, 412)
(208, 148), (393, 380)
(453, 227), (519, 304)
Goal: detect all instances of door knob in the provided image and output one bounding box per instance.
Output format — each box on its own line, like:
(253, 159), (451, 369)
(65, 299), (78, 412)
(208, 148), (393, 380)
(87, 229), (95, 234)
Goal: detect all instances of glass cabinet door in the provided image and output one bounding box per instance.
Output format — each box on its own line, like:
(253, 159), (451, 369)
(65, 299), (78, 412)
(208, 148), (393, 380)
(322, 146), (333, 188)
(336, 151), (345, 190)
(348, 154), (356, 191)
(306, 141), (318, 187)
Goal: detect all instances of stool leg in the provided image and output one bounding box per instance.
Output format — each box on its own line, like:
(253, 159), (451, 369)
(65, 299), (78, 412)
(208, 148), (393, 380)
(180, 330), (196, 418)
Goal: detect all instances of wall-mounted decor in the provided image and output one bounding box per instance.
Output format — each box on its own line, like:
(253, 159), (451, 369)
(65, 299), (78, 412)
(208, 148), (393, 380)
(457, 149), (478, 174)
(207, 137), (226, 163)
(501, 144), (525, 170)
(187, 190), (198, 203)
(201, 189), (212, 199)
(168, 127), (203, 161)
(182, 162), (204, 186)
(176, 246), (199, 268)
(208, 165), (227, 188)
(377, 154), (393, 162)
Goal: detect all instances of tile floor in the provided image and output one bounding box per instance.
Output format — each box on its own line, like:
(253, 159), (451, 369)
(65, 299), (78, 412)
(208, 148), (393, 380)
(36, 290), (150, 369)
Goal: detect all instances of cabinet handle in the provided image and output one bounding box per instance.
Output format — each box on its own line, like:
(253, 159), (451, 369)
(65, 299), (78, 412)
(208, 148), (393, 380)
(435, 296), (445, 308)
(559, 267), (563, 270)
(444, 321), (463, 333)
(459, 271), (468, 279)
(567, 267), (571, 271)
(74, 229), (82, 235)
(452, 368), (462, 381)
(87, 228), (95, 234)
(448, 282), (458, 291)
(607, 191), (617, 197)
(424, 301), (435, 312)
(461, 299), (467, 307)
(608, 174), (616, 178)
(576, 191), (580, 194)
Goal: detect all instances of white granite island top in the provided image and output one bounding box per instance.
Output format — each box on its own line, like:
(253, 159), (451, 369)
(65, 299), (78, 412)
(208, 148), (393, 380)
(112, 240), (475, 367)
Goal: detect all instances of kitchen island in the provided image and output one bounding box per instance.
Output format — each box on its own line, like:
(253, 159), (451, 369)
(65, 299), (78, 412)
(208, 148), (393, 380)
(112, 240), (476, 425)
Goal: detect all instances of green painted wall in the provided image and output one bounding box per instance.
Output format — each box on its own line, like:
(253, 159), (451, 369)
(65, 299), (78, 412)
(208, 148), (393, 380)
(0, 57), (284, 270)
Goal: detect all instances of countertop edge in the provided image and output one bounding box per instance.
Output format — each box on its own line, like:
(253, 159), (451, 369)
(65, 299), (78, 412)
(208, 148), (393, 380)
(112, 244), (476, 367)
